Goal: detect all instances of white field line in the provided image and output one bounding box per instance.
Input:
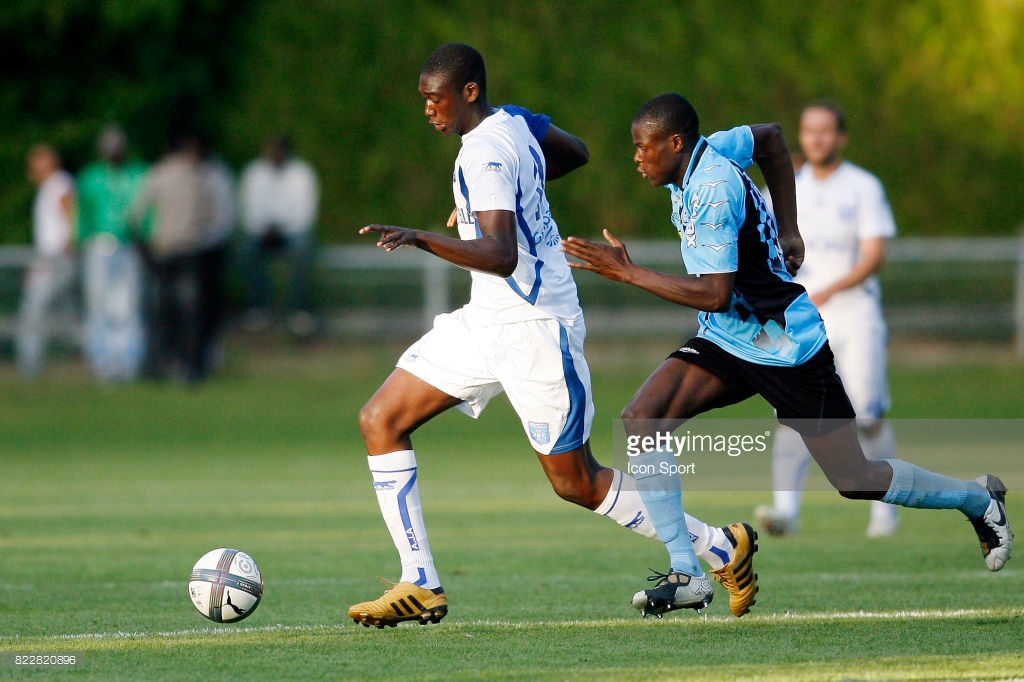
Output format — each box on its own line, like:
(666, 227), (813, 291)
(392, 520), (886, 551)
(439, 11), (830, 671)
(1, 607), (1021, 643)
(1, 569), (1018, 592)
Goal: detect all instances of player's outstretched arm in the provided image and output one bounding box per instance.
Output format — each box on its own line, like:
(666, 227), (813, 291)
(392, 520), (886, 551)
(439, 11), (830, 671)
(749, 123), (804, 275)
(541, 124), (589, 180)
(361, 209), (518, 277)
(563, 229), (734, 312)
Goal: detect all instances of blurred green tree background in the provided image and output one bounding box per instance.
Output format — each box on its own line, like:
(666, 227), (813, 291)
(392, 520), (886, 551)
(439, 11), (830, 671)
(2, 0), (1021, 244)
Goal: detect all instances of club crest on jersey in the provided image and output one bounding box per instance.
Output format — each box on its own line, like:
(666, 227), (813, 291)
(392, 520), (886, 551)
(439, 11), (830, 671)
(672, 195), (697, 248)
(528, 421), (550, 445)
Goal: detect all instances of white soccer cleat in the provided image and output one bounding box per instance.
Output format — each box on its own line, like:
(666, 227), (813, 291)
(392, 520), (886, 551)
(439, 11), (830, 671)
(970, 475), (1013, 571)
(631, 569), (713, 618)
(866, 501), (900, 538)
(753, 505), (798, 537)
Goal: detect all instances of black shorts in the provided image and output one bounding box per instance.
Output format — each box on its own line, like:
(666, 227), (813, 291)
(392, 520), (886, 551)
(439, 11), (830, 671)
(668, 337), (855, 437)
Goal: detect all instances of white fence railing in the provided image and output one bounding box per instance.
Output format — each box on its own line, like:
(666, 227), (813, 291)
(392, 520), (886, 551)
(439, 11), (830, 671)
(2, 236), (1023, 353)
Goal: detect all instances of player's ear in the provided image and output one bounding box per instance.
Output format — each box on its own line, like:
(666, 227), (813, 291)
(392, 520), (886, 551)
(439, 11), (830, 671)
(670, 133), (686, 153)
(463, 81), (480, 103)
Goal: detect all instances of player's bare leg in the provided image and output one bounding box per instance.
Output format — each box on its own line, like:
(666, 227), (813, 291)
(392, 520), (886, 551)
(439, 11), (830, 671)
(801, 424), (1013, 570)
(620, 359), (759, 617)
(350, 369), (461, 628)
(536, 436), (755, 616)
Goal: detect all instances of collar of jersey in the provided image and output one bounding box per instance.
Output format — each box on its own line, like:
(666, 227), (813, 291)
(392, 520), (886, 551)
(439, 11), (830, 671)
(667, 136), (710, 193)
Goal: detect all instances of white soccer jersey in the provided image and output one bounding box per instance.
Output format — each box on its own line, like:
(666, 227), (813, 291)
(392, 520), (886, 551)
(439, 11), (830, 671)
(792, 161), (896, 307)
(792, 160), (896, 419)
(452, 108), (582, 326)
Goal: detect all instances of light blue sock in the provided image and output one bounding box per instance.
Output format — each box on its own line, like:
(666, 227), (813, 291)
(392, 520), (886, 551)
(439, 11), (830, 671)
(881, 459), (990, 519)
(631, 449), (702, 576)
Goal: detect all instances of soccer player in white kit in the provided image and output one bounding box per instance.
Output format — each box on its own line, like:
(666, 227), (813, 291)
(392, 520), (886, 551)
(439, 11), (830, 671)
(348, 43), (758, 628)
(755, 103), (900, 538)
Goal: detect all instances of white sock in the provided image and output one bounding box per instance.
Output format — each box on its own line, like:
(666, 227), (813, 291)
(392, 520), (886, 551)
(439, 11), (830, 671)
(367, 450), (441, 590)
(771, 425), (812, 520)
(594, 468), (732, 569)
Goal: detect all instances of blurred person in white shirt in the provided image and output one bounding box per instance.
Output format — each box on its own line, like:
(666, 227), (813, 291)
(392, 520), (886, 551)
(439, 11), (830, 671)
(17, 144), (77, 378)
(238, 135), (319, 336)
(756, 102), (900, 539)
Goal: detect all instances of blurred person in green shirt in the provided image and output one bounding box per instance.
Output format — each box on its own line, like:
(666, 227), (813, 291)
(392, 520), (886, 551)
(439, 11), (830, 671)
(76, 124), (148, 381)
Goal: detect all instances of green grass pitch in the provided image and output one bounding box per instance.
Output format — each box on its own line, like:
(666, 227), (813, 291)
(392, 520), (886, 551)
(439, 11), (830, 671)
(0, 340), (1022, 681)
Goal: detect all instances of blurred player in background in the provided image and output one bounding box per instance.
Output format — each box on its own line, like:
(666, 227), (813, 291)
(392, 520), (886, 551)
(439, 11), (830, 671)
(563, 93), (1012, 619)
(756, 102), (900, 538)
(348, 43), (758, 628)
(17, 144), (77, 379)
(77, 124), (148, 382)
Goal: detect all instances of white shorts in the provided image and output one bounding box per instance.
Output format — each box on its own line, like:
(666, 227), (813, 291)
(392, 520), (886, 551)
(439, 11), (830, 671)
(820, 296), (890, 423)
(396, 307), (594, 455)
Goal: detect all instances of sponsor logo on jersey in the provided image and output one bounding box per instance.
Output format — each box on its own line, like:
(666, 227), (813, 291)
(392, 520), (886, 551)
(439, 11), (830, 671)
(406, 527), (420, 551)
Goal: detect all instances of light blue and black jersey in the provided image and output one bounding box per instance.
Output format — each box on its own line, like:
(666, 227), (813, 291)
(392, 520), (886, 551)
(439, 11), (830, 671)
(668, 136), (827, 367)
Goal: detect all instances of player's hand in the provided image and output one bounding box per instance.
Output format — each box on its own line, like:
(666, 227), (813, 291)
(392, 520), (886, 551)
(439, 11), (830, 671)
(446, 209), (458, 228)
(780, 232), (804, 275)
(360, 224), (419, 253)
(562, 229), (635, 283)
(809, 288), (832, 307)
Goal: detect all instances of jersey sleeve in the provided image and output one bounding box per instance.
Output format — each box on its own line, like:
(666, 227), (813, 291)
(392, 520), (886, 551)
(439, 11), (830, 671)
(706, 126), (754, 169)
(461, 137), (519, 214)
(498, 105), (552, 144)
(857, 173), (897, 240)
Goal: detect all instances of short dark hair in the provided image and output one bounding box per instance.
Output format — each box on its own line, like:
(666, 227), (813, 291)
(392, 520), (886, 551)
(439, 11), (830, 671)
(634, 94), (700, 144)
(421, 43), (487, 96)
(804, 101), (847, 133)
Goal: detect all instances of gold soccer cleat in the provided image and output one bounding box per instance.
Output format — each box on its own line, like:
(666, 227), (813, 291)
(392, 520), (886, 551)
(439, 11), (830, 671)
(348, 577), (448, 628)
(711, 522), (759, 617)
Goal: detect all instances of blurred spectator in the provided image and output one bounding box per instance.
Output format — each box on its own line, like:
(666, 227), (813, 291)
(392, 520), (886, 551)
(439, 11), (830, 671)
(17, 144), (77, 378)
(76, 124), (149, 382)
(131, 132), (212, 384)
(238, 135), (319, 336)
(198, 139), (236, 376)
(756, 103), (899, 538)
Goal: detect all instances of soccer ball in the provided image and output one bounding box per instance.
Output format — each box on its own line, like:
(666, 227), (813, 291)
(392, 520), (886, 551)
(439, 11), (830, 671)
(188, 548), (263, 623)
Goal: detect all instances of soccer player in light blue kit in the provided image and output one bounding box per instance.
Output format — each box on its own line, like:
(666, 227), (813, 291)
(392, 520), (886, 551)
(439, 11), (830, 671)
(348, 45), (759, 628)
(563, 93), (1013, 618)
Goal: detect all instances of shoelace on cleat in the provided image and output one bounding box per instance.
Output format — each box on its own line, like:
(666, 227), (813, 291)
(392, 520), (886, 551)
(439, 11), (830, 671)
(645, 568), (675, 587)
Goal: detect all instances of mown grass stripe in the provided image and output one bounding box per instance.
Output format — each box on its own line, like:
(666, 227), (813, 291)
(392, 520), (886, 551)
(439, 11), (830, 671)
(0, 606), (1016, 644)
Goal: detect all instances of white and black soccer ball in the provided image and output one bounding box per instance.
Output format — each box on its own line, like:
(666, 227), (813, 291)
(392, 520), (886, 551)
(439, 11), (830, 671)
(188, 548), (263, 623)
